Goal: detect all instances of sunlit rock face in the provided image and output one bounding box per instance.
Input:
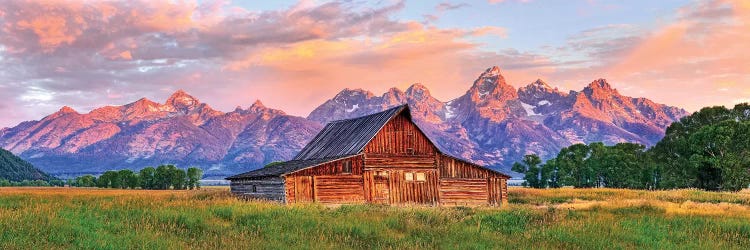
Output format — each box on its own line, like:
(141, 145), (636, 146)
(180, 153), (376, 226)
(0, 90), (321, 178)
(309, 66), (688, 173)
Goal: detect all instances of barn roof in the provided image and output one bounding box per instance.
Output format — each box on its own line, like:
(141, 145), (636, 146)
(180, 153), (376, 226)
(226, 104), (511, 180)
(293, 105), (407, 160)
(225, 155), (357, 180)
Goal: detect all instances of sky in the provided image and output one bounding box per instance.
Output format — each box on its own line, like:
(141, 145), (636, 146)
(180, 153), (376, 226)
(0, 0), (749, 128)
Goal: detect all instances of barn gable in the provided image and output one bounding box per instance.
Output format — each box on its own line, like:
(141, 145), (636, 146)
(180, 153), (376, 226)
(363, 110), (437, 157)
(293, 105), (406, 160)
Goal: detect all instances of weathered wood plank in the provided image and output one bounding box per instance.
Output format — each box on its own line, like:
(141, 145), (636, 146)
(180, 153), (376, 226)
(231, 178), (285, 201)
(313, 175), (365, 204)
(363, 113), (436, 156)
(365, 155), (435, 164)
(439, 178), (488, 205)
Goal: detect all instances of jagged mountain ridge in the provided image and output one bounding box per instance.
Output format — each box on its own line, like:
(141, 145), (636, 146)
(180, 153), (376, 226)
(307, 66), (688, 169)
(0, 66), (687, 178)
(0, 92), (321, 178)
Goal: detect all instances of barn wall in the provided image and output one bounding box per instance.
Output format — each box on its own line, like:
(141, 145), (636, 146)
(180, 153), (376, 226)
(364, 156), (435, 168)
(437, 154), (506, 179)
(285, 156), (366, 204)
(362, 168), (441, 205)
(285, 177), (296, 203)
(313, 175), (365, 204)
(437, 154), (509, 206)
(439, 178), (488, 206)
(363, 113), (436, 156)
(387, 169), (439, 205)
(487, 177), (508, 205)
(230, 177), (285, 201)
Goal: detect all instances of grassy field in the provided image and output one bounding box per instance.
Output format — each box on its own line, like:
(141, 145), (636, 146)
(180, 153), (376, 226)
(1, 187), (749, 249)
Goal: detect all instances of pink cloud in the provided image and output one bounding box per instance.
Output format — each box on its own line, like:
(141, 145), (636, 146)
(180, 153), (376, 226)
(601, 0), (750, 111)
(470, 26), (508, 38)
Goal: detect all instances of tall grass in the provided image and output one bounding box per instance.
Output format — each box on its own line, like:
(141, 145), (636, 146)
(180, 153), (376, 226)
(1, 187), (749, 249)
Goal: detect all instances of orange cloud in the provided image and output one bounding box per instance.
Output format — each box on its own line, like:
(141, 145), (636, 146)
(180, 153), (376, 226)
(118, 51), (132, 60)
(1, 0), (199, 54)
(15, 13), (84, 52)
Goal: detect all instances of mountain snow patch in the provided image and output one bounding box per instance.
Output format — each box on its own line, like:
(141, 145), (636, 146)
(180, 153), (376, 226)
(538, 100), (551, 106)
(445, 101), (456, 119)
(521, 102), (541, 116)
(346, 104), (359, 113)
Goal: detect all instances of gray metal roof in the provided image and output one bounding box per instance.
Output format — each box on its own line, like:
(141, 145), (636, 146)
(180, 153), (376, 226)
(225, 155), (357, 180)
(292, 105), (408, 160)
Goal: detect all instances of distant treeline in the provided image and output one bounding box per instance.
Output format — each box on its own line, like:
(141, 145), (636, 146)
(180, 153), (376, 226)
(0, 179), (65, 187)
(515, 103), (750, 192)
(71, 165), (203, 190)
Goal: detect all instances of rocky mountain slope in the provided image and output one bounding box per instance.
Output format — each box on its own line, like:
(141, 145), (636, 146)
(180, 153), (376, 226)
(0, 66), (687, 177)
(308, 66), (688, 168)
(0, 91), (321, 178)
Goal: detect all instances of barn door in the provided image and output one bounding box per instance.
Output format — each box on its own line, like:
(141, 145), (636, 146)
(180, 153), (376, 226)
(372, 171), (390, 204)
(295, 176), (314, 203)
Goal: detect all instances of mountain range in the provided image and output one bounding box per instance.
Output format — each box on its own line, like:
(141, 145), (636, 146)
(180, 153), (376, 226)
(0, 66), (687, 178)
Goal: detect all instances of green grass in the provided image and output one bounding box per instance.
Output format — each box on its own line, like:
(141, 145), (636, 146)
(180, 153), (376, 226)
(1, 187), (749, 249)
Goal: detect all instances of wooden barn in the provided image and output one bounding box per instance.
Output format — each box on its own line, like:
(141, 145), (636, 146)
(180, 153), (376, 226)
(226, 105), (510, 206)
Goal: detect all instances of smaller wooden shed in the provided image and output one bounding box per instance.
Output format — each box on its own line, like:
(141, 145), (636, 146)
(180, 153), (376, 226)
(226, 105), (510, 206)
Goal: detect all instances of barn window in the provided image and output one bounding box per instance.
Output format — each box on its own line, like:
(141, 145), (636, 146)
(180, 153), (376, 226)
(405, 172), (426, 182)
(406, 148), (415, 155)
(342, 160), (352, 174)
(251, 185), (257, 193)
(405, 172), (414, 181)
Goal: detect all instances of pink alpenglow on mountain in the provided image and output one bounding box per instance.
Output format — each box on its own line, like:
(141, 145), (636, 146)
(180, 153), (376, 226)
(0, 67), (687, 178)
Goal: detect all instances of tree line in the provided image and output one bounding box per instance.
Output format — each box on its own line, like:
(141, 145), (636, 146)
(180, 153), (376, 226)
(0, 178), (65, 187)
(70, 165), (203, 190)
(514, 103), (750, 192)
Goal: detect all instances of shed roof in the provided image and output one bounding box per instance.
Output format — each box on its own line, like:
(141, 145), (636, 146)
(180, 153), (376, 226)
(225, 155), (357, 180)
